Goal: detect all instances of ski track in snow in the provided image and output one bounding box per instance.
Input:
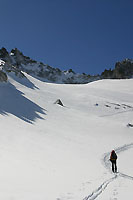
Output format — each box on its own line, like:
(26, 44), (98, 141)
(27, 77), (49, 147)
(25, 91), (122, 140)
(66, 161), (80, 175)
(83, 143), (133, 200)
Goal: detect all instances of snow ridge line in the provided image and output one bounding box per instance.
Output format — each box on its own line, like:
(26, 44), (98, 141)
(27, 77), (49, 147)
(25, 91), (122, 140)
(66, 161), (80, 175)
(83, 143), (133, 200)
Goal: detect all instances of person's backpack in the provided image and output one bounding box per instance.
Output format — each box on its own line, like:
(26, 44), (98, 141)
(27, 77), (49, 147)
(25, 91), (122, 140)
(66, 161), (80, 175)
(110, 150), (117, 161)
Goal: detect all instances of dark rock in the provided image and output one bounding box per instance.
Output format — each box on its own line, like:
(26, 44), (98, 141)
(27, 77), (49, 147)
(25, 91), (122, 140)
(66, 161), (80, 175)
(101, 59), (133, 79)
(0, 47), (8, 58)
(0, 71), (8, 82)
(54, 99), (64, 106)
(127, 123), (133, 127)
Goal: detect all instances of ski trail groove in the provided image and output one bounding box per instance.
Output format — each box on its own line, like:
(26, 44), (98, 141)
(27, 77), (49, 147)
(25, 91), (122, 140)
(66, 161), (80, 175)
(83, 143), (133, 200)
(119, 172), (133, 180)
(83, 175), (117, 200)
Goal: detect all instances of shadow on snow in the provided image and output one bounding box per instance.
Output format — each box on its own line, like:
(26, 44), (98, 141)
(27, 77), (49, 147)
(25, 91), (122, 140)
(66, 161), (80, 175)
(8, 73), (39, 90)
(0, 83), (46, 123)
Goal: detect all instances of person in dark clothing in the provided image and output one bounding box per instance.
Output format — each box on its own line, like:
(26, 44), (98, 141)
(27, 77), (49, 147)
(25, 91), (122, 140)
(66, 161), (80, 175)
(110, 150), (117, 173)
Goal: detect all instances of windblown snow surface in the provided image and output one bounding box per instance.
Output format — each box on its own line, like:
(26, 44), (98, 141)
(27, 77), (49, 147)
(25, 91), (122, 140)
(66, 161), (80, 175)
(0, 73), (133, 200)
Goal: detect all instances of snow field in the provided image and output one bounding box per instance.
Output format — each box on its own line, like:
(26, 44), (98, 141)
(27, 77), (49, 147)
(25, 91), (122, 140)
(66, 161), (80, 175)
(0, 74), (133, 199)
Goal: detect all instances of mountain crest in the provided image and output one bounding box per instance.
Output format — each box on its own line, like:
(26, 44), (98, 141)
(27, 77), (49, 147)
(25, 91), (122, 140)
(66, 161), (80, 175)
(0, 47), (133, 83)
(0, 47), (99, 83)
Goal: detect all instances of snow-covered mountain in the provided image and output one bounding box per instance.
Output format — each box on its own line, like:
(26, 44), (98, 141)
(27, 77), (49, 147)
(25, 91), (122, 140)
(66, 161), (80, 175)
(0, 70), (133, 199)
(0, 47), (133, 84)
(0, 47), (99, 84)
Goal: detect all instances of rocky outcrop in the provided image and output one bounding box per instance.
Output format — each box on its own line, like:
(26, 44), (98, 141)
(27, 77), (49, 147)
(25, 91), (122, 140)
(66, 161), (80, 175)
(113, 59), (133, 78)
(54, 99), (64, 106)
(101, 59), (133, 79)
(0, 48), (9, 59)
(0, 47), (99, 84)
(0, 71), (8, 82)
(0, 47), (132, 83)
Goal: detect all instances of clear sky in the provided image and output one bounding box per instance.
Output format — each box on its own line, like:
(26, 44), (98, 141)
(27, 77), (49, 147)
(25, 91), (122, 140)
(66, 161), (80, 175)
(0, 0), (133, 75)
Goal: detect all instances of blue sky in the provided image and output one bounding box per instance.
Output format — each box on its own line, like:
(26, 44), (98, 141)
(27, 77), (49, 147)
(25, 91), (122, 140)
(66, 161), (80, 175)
(0, 0), (133, 74)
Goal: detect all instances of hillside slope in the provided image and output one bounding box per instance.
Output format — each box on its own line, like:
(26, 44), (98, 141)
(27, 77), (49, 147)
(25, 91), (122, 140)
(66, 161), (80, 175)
(0, 74), (133, 200)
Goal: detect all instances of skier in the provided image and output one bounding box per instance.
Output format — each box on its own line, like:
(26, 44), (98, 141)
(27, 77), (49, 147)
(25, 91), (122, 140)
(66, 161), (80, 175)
(110, 150), (117, 173)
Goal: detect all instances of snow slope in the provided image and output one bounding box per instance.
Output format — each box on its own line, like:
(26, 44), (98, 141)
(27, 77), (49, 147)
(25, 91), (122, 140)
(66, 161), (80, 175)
(0, 74), (133, 200)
